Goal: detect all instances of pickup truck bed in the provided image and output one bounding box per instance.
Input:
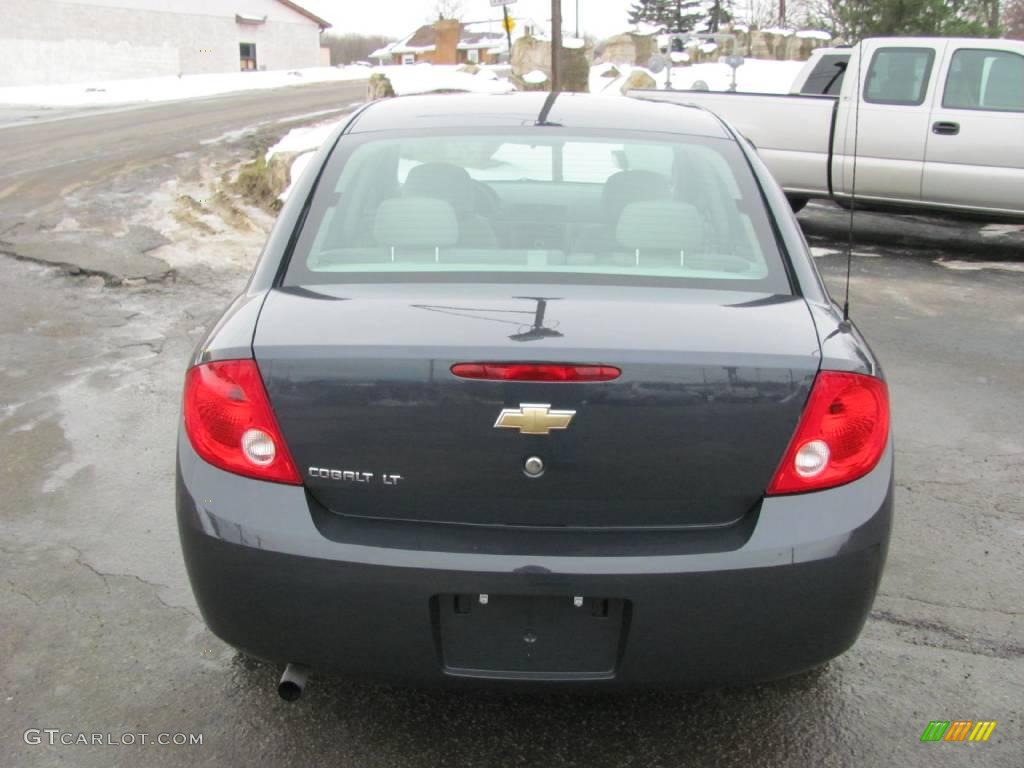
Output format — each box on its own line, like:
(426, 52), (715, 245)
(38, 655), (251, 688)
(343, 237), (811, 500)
(630, 37), (1024, 219)
(633, 91), (838, 198)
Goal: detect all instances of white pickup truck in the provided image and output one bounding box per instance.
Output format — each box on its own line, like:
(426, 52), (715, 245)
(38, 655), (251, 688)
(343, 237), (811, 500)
(632, 37), (1024, 218)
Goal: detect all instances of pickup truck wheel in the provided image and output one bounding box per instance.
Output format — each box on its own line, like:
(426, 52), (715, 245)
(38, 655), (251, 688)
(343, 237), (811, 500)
(787, 196), (809, 214)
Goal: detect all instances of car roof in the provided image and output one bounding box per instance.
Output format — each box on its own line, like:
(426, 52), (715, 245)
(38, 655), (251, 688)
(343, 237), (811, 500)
(346, 92), (732, 139)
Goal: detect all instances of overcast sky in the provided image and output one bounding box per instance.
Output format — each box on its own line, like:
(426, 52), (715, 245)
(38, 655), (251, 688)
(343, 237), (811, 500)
(300, 0), (635, 39)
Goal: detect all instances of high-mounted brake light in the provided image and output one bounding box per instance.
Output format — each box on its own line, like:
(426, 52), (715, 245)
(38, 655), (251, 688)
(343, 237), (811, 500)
(183, 360), (301, 485)
(767, 371), (889, 495)
(451, 363), (621, 382)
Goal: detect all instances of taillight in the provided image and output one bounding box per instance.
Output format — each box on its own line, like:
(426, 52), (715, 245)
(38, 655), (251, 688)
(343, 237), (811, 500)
(451, 363), (621, 382)
(767, 371), (889, 495)
(183, 360), (301, 485)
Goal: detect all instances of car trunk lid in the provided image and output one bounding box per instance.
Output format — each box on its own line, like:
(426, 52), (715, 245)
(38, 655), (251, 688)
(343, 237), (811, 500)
(253, 283), (820, 529)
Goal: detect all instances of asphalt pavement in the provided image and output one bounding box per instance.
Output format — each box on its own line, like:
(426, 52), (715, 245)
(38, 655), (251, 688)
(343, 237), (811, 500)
(0, 81), (367, 218)
(0, 88), (1021, 768)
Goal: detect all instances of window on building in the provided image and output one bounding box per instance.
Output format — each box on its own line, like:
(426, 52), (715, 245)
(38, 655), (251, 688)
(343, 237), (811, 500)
(402, 53), (415, 65)
(467, 49), (480, 64)
(864, 48), (934, 106)
(239, 43), (257, 71)
(943, 49), (1024, 112)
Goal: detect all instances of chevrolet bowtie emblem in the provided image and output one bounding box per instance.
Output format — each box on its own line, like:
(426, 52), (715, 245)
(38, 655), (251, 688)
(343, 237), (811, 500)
(494, 404), (576, 435)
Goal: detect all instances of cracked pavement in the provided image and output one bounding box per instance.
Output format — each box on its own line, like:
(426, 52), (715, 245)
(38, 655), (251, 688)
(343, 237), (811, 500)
(1, 88), (1022, 767)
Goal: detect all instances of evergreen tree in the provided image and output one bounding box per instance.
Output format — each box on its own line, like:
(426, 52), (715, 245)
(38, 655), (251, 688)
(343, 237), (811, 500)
(706, 0), (734, 32)
(661, 0), (705, 33)
(630, 0), (736, 35)
(628, 0), (661, 26)
(817, 0), (998, 40)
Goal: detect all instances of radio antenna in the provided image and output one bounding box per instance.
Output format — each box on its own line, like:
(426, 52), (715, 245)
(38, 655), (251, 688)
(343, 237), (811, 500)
(842, 41), (863, 325)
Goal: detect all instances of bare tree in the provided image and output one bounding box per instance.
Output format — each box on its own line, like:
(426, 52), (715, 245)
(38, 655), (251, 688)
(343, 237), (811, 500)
(1007, 0), (1024, 37)
(320, 32), (396, 65)
(799, 0), (842, 32)
(739, 0), (790, 26)
(433, 0), (464, 20)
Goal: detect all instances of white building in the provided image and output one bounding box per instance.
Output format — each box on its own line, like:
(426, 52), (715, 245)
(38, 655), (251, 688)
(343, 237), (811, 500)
(2, 0), (330, 87)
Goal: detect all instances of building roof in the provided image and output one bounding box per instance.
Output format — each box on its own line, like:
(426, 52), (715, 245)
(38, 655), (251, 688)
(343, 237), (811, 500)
(457, 22), (507, 50)
(276, 0), (331, 29)
(389, 20), (508, 55)
(346, 92), (730, 139)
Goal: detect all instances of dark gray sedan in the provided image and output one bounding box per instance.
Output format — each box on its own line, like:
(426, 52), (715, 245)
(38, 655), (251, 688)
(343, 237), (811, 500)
(176, 93), (892, 698)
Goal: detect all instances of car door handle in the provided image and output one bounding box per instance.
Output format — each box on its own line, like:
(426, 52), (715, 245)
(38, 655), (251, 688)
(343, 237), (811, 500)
(932, 121), (960, 135)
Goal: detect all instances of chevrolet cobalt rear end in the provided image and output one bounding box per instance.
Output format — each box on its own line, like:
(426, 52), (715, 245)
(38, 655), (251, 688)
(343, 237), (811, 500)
(176, 93), (892, 695)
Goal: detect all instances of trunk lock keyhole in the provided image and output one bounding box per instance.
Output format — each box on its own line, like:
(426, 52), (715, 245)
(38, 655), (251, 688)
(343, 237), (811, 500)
(523, 456), (545, 478)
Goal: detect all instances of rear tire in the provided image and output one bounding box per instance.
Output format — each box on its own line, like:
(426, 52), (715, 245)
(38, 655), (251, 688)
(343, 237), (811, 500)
(787, 196), (809, 214)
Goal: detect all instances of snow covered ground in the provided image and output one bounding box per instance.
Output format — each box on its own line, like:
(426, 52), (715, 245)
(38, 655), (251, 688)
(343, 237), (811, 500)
(589, 59), (804, 96)
(0, 55), (799, 109)
(0, 63), (514, 108)
(0, 66), (378, 107)
(268, 58), (804, 202)
(381, 65), (513, 97)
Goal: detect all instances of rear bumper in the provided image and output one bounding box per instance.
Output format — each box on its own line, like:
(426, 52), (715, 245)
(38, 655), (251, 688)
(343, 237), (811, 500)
(177, 432), (893, 688)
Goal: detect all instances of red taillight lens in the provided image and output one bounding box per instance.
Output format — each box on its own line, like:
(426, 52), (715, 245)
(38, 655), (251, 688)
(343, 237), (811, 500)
(767, 371), (889, 496)
(451, 363), (621, 382)
(183, 360), (301, 485)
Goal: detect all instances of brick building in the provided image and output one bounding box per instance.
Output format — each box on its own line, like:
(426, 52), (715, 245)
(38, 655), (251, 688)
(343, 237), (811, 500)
(375, 19), (539, 66)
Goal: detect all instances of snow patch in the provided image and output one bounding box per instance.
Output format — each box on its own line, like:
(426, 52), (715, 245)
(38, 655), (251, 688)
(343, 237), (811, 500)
(633, 22), (662, 36)
(0, 66), (373, 107)
(379, 64), (514, 96)
(980, 223), (1024, 238)
(590, 59), (802, 97)
(523, 70), (549, 85)
(936, 259), (1024, 273)
(266, 121), (339, 159)
(279, 152), (315, 203)
(796, 30), (832, 40)
(676, 59), (804, 92)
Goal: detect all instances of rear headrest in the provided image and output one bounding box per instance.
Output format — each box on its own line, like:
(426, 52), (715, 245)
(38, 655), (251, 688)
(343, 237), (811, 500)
(374, 197), (459, 248)
(602, 170), (671, 219)
(403, 162), (477, 213)
(615, 201), (703, 254)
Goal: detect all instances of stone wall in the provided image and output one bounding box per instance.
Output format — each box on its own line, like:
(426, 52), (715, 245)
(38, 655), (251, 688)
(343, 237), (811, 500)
(511, 36), (590, 92)
(594, 33), (656, 67)
(593, 28), (831, 70)
(683, 29), (833, 65)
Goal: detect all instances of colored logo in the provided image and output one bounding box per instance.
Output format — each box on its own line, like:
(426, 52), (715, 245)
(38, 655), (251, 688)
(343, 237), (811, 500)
(920, 721), (996, 742)
(494, 404), (575, 435)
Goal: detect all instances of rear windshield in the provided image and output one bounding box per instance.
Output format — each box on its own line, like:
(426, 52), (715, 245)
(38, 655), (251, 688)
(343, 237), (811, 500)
(283, 128), (790, 293)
